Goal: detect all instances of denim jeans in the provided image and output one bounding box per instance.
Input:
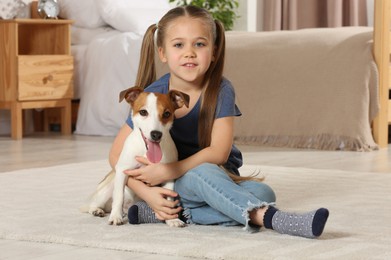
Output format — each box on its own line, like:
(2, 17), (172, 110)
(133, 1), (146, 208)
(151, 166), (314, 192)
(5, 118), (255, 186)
(174, 163), (276, 232)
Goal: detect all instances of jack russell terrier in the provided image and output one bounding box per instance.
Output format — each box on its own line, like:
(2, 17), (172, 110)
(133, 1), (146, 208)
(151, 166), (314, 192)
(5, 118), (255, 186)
(82, 86), (190, 227)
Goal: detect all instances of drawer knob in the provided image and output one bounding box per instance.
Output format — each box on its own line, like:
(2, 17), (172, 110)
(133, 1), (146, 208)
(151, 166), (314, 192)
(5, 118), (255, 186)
(42, 74), (53, 84)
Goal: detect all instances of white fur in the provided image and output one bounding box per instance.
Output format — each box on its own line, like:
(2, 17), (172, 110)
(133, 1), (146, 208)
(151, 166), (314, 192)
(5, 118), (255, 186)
(84, 92), (185, 227)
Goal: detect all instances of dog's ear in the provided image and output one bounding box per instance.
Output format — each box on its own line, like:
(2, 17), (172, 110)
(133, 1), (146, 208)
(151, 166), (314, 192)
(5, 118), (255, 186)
(119, 86), (144, 104)
(169, 90), (190, 109)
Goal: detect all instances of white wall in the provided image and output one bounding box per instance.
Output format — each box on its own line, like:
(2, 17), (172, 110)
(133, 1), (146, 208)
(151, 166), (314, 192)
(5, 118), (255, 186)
(232, 0), (248, 31)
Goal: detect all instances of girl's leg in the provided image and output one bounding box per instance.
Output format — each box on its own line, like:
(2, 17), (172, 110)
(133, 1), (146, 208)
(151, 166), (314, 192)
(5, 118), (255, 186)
(174, 163), (275, 232)
(238, 180), (277, 203)
(129, 163), (329, 238)
(180, 179), (277, 226)
(175, 163), (329, 238)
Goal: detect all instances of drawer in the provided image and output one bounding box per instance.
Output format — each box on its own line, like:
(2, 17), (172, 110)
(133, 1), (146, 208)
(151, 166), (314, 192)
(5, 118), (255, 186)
(18, 55), (74, 101)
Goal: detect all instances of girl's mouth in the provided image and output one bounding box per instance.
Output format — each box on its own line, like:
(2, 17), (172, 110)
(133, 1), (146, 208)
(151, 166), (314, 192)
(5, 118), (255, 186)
(182, 63), (197, 68)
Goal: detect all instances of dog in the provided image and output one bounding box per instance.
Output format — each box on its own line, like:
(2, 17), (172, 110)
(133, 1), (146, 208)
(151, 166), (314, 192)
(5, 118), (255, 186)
(82, 86), (190, 227)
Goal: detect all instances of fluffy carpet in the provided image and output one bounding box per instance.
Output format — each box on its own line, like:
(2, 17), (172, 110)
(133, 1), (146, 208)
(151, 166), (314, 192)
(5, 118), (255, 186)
(0, 160), (390, 259)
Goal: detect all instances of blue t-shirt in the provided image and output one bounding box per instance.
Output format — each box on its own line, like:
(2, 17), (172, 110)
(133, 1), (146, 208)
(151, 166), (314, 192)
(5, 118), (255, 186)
(126, 73), (243, 175)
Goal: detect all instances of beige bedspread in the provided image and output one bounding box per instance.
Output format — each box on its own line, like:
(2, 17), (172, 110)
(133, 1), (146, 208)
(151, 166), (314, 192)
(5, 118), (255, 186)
(224, 27), (379, 151)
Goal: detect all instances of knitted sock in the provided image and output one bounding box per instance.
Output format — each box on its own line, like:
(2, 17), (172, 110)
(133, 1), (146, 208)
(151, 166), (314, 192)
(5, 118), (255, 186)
(128, 201), (164, 224)
(263, 206), (329, 238)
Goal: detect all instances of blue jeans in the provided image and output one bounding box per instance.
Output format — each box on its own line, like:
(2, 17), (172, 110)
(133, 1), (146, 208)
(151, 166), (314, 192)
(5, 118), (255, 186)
(174, 163), (276, 232)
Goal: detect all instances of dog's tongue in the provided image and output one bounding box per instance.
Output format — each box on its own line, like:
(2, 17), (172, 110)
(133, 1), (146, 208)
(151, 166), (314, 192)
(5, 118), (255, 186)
(145, 139), (162, 163)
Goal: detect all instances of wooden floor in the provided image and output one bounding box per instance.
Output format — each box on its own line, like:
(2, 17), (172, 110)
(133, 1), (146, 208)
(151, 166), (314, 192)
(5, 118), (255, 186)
(1, 132), (390, 259)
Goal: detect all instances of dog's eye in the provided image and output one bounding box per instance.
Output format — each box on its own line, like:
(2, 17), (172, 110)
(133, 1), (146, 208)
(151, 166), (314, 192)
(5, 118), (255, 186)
(162, 111), (171, 118)
(139, 110), (148, 117)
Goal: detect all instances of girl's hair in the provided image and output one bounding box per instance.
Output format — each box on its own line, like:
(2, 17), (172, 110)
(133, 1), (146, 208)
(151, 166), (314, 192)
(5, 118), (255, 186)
(135, 5), (226, 148)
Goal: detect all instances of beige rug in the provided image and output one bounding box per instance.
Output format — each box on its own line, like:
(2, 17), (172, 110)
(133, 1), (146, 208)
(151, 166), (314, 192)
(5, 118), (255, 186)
(0, 160), (390, 259)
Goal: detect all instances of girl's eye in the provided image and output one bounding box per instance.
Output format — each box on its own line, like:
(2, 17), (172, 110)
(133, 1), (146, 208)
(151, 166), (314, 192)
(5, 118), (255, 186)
(174, 43), (183, 48)
(139, 110), (148, 117)
(162, 111), (171, 118)
(195, 42), (206, 47)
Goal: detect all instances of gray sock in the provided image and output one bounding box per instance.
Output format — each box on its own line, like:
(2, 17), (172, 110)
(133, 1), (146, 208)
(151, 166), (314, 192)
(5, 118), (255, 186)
(128, 201), (164, 224)
(271, 208), (329, 238)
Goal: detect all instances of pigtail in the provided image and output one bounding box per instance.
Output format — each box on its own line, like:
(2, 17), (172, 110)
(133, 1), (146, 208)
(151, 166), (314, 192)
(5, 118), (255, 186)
(135, 24), (158, 89)
(198, 19), (226, 148)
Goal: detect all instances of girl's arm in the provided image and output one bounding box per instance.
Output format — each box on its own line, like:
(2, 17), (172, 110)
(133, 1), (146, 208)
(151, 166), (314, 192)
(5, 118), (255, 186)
(109, 124), (132, 168)
(125, 116), (235, 186)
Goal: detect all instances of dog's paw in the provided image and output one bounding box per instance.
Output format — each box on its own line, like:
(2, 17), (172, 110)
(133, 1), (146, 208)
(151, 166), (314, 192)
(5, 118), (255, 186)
(89, 208), (105, 217)
(108, 212), (124, 225)
(165, 218), (186, 228)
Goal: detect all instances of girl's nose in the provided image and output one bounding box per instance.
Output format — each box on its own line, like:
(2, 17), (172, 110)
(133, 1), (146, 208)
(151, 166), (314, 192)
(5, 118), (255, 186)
(184, 47), (196, 58)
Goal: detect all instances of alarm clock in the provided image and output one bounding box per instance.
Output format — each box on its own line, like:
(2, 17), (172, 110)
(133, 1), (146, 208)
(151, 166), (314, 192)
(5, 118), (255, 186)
(37, 0), (59, 19)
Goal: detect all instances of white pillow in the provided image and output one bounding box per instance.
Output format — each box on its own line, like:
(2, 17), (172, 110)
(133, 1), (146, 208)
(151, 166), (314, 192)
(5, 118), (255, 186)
(97, 0), (170, 34)
(58, 0), (106, 29)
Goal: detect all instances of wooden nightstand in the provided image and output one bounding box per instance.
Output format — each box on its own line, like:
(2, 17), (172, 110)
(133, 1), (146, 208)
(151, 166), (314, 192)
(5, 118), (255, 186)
(0, 19), (74, 139)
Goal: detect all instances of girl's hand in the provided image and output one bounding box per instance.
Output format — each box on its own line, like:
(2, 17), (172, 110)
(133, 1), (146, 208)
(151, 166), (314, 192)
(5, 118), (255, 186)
(124, 156), (173, 186)
(143, 186), (182, 220)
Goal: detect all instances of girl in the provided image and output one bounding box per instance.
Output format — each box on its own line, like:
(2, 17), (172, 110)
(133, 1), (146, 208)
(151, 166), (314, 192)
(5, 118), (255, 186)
(109, 6), (329, 238)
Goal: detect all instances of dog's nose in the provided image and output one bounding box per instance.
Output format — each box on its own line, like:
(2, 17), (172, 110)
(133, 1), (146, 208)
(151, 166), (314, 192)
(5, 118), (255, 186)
(150, 131), (162, 142)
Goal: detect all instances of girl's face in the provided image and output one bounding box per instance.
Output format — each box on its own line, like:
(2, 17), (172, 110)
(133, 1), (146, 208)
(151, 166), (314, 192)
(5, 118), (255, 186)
(158, 16), (215, 87)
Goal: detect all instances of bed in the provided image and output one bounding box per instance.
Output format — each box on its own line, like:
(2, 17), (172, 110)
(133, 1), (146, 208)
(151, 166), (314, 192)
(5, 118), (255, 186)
(60, 0), (390, 150)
